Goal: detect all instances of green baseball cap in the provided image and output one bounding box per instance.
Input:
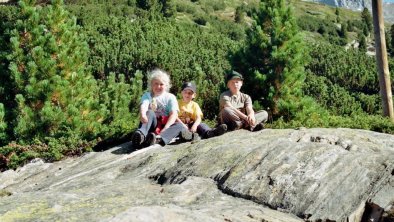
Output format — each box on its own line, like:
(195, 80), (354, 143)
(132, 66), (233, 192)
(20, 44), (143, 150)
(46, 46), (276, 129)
(226, 70), (244, 82)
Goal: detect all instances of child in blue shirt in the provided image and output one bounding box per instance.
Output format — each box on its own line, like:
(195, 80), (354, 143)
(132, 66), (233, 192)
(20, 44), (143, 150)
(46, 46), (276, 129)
(131, 69), (184, 147)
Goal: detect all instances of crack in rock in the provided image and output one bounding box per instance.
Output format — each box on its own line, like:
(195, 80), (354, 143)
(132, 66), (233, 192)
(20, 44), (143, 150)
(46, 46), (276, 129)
(293, 132), (354, 150)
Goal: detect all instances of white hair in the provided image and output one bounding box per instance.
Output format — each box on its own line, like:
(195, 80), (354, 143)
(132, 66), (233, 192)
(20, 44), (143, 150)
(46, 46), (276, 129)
(147, 68), (171, 92)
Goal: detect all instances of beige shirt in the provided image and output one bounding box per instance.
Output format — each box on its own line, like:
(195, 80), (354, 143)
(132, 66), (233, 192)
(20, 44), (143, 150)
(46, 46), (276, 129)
(219, 90), (252, 114)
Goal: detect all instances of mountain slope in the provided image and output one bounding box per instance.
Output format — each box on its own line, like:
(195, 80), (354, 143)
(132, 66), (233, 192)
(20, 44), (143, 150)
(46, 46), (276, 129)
(302, 0), (394, 23)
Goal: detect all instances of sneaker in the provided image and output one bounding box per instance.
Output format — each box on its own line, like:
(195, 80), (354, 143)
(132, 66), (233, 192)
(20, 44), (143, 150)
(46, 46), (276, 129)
(157, 137), (166, 146)
(251, 123), (264, 132)
(205, 124), (227, 138)
(131, 130), (145, 146)
(228, 121), (243, 131)
(180, 130), (193, 141)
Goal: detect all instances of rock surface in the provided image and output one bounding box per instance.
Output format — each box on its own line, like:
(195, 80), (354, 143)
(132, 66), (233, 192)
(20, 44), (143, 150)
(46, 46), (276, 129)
(0, 128), (393, 222)
(303, 0), (394, 23)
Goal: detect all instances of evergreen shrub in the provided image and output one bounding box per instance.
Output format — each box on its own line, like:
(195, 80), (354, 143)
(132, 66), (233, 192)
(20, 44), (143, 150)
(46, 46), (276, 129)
(234, 0), (307, 120)
(175, 1), (196, 14)
(97, 72), (142, 139)
(305, 43), (384, 115)
(0, 0), (121, 170)
(78, 15), (239, 118)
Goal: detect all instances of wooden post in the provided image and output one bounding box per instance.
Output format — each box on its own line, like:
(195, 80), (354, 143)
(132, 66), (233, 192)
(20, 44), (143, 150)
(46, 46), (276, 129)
(372, 0), (394, 121)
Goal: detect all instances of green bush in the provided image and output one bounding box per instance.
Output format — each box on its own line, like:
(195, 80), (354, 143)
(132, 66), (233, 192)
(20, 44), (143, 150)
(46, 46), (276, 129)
(297, 15), (321, 32)
(273, 110), (394, 135)
(78, 15), (239, 118)
(235, 6), (245, 23)
(303, 73), (364, 116)
(175, 1), (196, 14)
(98, 71), (142, 139)
(307, 43), (379, 94)
(0, 104), (8, 144)
(201, 0), (225, 11)
(193, 14), (208, 25)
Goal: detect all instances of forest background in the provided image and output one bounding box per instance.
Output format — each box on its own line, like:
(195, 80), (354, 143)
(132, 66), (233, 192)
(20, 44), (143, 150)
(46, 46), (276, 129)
(1, 0), (394, 170)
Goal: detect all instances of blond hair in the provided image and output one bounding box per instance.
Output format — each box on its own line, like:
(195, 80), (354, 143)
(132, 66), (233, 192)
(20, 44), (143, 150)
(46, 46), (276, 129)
(147, 68), (171, 92)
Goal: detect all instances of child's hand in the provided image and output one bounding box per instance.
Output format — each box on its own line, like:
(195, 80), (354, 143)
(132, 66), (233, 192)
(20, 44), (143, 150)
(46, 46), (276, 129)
(247, 114), (256, 126)
(190, 125), (198, 133)
(150, 98), (157, 111)
(140, 114), (148, 124)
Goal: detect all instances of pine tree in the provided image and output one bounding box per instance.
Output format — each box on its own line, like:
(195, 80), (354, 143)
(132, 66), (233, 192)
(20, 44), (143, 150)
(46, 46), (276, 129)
(7, 0), (106, 143)
(347, 20), (354, 32)
(339, 23), (348, 40)
(335, 7), (340, 23)
(358, 32), (367, 52)
(136, 0), (174, 18)
(158, 0), (175, 18)
(235, 5), (246, 23)
(361, 7), (372, 36)
(0, 6), (19, 145)
(239, 0), (308, 119)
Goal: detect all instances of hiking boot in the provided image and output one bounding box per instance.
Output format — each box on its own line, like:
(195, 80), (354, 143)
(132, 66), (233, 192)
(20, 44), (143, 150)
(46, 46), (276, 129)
(131, 130), (145, 146)
(156, 136), (166, 146)
(251, 123), (264, 132)
(205, 124), (227, 138)
(144, 133), (166, 147)
(228, 121), (243, 131)
(191, 132), (201, 143)
(145, 132), (157, 146)
(180, 130), (193, 141)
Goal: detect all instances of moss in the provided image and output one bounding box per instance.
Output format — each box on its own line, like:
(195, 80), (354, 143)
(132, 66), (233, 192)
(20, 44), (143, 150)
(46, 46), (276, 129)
(0, 202), (52, 221)
(0, 189), (12, 197)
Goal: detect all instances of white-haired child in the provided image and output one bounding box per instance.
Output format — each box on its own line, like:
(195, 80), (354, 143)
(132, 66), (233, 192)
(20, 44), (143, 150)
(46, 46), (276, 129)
(131, 69), (184, 147)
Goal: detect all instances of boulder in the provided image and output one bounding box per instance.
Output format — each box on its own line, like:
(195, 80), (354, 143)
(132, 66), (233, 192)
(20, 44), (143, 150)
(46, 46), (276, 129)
(0, 128), (393, 221)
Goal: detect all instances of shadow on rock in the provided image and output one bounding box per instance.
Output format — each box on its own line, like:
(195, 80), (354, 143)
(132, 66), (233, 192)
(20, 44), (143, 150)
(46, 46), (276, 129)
(110, 141), (143, 155)
(93, 132), (134, 152)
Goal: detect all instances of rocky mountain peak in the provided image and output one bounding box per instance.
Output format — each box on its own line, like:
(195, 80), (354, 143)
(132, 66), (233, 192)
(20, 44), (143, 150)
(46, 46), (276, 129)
(303, 0), (394, 23)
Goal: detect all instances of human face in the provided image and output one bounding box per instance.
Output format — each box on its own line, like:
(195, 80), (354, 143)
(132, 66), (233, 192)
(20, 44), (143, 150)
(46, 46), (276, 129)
(151, 79), (166, 96)
(227, 78), (243, 94)
(181, 89), (195, 103)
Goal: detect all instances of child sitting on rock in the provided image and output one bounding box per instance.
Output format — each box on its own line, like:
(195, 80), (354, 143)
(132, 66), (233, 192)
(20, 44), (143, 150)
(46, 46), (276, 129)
(219, 70), (268, 131)
(131, 69), (185, 148)
(177, 82), (227, 142)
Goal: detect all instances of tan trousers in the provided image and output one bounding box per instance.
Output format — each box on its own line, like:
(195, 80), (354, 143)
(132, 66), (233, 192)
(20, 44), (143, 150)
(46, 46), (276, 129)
(220, 107), (268, 128)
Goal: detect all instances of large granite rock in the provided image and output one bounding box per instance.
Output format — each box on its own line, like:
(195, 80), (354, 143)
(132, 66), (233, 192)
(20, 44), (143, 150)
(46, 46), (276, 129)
(0, 128), (393, 221)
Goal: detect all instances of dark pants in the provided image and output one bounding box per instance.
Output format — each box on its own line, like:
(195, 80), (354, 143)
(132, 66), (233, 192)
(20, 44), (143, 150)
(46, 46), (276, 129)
(137, 110), (184, 144)
(197, 123), (211, 137)
(185, 122), (211, 137)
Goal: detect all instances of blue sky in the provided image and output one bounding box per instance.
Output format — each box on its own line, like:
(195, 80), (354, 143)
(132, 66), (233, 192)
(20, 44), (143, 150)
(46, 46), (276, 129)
(385, 0), (394, 3)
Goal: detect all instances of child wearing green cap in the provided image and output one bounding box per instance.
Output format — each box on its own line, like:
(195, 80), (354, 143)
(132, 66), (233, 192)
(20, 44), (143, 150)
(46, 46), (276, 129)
(219, 70), (268, 131)
(177, 82), (227, 142)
